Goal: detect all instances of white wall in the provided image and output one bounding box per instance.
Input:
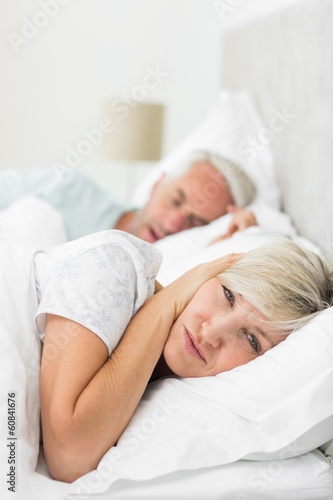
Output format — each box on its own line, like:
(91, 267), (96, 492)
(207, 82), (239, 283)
(0, 0), (308, 201)
(0, 0), (225, 196)
(218, 0), (305, 27)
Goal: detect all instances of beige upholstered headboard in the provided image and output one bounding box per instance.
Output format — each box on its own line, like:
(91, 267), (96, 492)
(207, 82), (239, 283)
(222, 0), (333, 252)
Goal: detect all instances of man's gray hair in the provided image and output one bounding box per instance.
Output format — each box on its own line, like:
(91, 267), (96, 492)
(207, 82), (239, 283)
(167, 151), (256, 207)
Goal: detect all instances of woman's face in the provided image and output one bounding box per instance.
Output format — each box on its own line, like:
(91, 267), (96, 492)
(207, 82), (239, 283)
(163, 278), (286, 377)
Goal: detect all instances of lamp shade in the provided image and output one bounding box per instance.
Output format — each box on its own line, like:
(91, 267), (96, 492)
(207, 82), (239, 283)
(102, 102), (164, 162)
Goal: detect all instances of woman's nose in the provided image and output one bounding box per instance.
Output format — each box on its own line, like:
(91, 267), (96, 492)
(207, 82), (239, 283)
(201, 317), (234, 349)
(201, 321), (224, 349)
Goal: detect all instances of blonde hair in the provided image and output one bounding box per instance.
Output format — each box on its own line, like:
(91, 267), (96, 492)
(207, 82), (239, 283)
(219, 239), (333, 333)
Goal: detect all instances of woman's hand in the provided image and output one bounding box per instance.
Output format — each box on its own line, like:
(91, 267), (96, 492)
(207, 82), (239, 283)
(158, 252), (244, 319)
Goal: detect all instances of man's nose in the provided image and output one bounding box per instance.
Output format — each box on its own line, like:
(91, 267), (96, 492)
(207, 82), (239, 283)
(164, 207), (189, 234)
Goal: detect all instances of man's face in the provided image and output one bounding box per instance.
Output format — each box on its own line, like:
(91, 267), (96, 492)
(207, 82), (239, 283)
(129, 161), (234, 243)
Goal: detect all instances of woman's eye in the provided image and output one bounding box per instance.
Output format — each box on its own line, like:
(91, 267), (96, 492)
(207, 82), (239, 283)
(223, 286), (234, 305)
(247, 332), (260, 353)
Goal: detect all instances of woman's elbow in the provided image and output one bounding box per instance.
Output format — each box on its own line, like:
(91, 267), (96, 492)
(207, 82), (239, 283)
(43, 413), (98, 483)
(44, 439), (98, 483)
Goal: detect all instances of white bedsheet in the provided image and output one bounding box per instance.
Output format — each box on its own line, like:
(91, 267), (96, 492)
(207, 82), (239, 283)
(34, 447), (333, 500)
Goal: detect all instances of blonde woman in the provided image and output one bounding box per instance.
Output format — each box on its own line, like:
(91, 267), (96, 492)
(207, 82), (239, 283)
(32, 231), (333, 482)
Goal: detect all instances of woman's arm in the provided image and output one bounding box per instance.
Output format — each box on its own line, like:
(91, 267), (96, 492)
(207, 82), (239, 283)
(41, 254), (241, 482)
(41, 294), (173, 483)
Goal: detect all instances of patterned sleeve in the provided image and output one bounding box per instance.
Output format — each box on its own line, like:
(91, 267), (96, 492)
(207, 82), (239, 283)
(35, 231), (162, 355)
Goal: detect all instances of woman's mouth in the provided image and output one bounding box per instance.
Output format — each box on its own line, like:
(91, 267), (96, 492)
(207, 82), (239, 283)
(183, 327), (206, 362)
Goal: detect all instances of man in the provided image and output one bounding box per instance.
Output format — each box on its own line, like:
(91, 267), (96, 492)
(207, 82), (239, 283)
(0, 151), (255, 244)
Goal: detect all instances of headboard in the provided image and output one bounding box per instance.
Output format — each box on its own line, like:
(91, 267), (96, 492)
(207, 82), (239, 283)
(222, 0), (333, 253)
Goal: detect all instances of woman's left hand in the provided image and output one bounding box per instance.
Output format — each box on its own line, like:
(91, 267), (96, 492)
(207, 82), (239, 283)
(158, 252), (244, 319)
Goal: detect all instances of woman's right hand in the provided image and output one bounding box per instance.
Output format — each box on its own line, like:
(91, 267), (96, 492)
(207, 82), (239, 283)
(159, 252), (244, 319)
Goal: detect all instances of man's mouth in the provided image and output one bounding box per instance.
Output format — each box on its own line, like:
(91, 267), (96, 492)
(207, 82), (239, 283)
(148, 226), (164, 243)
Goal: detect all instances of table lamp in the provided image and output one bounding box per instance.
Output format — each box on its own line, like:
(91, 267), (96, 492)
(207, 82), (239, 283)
(101, 101), (164, 199)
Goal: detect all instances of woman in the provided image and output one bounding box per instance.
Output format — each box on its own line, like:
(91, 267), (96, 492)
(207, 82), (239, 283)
(34, 230), (332, 482)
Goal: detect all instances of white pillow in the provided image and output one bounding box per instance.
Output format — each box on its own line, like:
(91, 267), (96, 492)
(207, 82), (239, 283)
(132, 89), (280, 210)
(155, 225), (299, 285)
(69, 304), (333, 496)
(320, 439), (333, 462)
(152, 204), (301, 285)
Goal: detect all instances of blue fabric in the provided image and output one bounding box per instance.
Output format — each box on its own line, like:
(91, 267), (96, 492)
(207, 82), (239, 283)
(0, 168), (128, 240)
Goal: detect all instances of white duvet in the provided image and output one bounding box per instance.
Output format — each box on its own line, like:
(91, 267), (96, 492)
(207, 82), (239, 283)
(0, 196), (67, 250)
(0, 240), (42, 500)
(0, 198), (332, 500)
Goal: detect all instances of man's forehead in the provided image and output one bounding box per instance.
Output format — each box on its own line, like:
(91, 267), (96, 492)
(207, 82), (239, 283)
(185, 160), (221, 178)
(171, 162), (221, 188)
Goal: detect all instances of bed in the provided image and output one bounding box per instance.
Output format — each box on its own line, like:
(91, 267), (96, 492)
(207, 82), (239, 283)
(1, 0), (333, 499)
